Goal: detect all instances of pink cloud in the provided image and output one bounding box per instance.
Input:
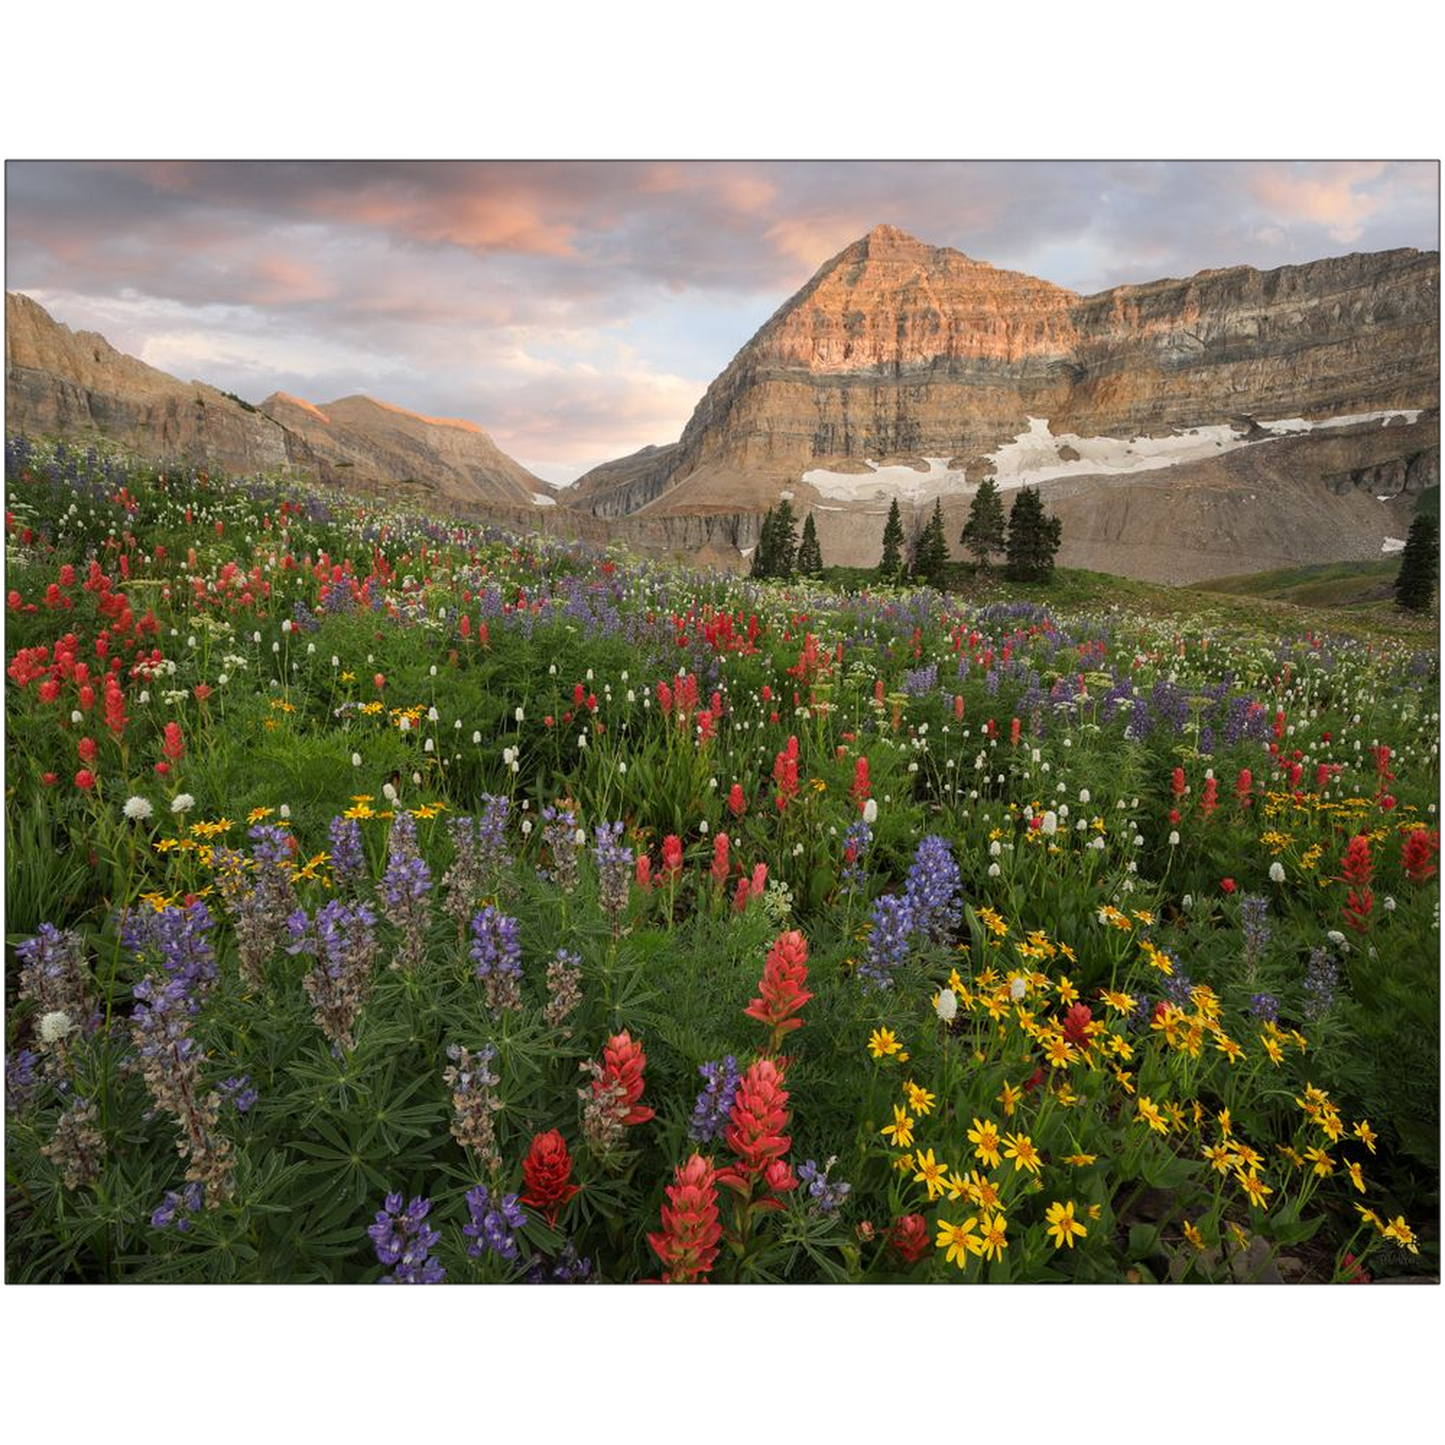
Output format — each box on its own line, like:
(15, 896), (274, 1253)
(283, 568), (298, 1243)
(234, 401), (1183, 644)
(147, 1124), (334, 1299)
(1246, 162), (1390, 244)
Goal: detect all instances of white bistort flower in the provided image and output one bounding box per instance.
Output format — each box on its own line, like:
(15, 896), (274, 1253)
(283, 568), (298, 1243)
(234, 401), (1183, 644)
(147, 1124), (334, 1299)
(38, 1010), (74, 1044)
(1269, 861), (1286, 884)
(170, 793), (196, 814)
(935, 989), (958, 1023)
(123, 795), (154, 822)
(862, 799), (879, 825)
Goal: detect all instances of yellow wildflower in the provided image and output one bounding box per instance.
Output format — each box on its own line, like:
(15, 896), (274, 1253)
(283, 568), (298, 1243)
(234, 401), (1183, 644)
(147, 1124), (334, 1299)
(881, 1105), (915, 1149)
(1045, 1200), (1088, 1250)
(935, 1218), (983, 1268)
(967, 1117), (1002, 1169)
(912, 1148), (949, 1201)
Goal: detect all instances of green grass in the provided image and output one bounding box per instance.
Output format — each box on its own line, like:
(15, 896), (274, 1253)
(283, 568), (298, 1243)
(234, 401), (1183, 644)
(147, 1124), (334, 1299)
(1195, 559), (1400, 608)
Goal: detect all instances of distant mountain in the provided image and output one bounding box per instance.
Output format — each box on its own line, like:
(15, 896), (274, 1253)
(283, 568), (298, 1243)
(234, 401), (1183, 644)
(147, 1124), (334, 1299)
(258, 391), (552, 508)
(566, 225), (1439, 581)
(5, 291), (553, 510)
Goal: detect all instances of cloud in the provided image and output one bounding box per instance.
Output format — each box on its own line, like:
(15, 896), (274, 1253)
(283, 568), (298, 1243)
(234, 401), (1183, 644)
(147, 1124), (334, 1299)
(6, 160), (1437, 482)
(1246, 161), (1391, 245)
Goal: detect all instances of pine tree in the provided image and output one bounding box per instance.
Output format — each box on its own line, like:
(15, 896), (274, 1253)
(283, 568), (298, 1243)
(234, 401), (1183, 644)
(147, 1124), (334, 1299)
(773, 499), (799, 579)
(796, 512), (824, 575)
(1394, 512), (1440, 613)
(879, 498), (904, 580)
(961, 476), (1007, 569)
(912, 499), (951, 588)
(1005, 486), (1063, 583)
(750, 507), (776, 578)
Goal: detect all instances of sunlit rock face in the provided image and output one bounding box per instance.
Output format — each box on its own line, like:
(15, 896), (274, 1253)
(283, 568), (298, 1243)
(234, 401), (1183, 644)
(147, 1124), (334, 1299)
(565, 226), (1438, 581)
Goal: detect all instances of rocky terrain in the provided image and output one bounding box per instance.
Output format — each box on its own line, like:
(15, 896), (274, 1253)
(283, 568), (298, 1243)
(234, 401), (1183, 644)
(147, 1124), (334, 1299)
(258, 391), (552, 509)
(568, 226), (1439, 580)
(6, 292), (554, 510)
(8, 222), (1439, 583)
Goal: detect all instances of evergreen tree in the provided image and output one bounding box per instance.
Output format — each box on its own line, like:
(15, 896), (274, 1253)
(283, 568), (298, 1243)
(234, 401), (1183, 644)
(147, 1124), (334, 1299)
(1005, 486), (1063, 583)
(912, 498), (951, 588)
(750, 507), (776, 578)
(796, 512), (824, 576)
(879, 498), (905, 580)
(1394, 512), (1440, 613)
(773, 498), (799, 579)
(961, 476), (1007, 569)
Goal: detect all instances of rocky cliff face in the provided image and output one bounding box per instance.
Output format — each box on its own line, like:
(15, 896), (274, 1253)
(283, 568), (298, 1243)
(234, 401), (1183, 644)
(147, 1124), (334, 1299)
(567, 227), (1439, 540)
(6, 292), (554, 510)
(258, 391), (552, 508)
(6, 290), (304, 474)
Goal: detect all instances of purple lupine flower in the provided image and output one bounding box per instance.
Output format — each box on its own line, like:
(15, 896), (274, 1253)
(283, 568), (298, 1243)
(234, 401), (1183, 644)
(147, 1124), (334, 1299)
(1161, 963), (1195, 1009)
(218, 1075), (258, 1113)
(544, 948), (584, 1034)
(902, 662), (938, 698)
(288, 900), (379, 1048)
(591, 821), (632, 921)
(859, 893), (913, 989)
(463, 1184), (526, 1262)
(328, 815), (366, 890)
(797, 1157), (851, 1215)
(444, 1043), (502, 1171)
(16, 924), (95, 1037)
(1249, 992), (1281, 1022)
(470, 906), (523, 1014)
(841, 819), (872, 892)
(540, 805), (581, 892)
(6, 1049), (41, 1114)
(369, 1192), (445, 1283)
(1240, 895), (1271, 973)
(380, 813), (432, 972)
(442, 799), (513, 928)
(475, 794), (513, 874)
(213, 827), (296, 989)
(129, 952), (235, 1205)
(123, 901), (218, 996)
(903, 835), (961, 945)
(151, 1180), (206, 1232)
(688, 1055), (740, 1143)
(523, 1241), (592, 1283)
(1302, 948), (1339, 1020)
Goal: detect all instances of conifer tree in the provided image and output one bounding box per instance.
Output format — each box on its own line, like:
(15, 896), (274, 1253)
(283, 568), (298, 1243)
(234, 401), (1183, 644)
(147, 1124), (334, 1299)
(1005, 486), (1063, 583)
(750, 507), (776, 578)
(1394, 512), (1440, 613)
(879, 498), (904, 580)
(796, 512), (824, 576)
(961, 476), (1007, 569)
(773, 499), (799, 579)
(913, 498), (951, 588)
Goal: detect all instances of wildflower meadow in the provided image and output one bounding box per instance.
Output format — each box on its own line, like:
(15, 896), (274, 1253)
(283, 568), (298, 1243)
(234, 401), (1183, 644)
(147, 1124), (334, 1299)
(4, 437), (1439, 1283)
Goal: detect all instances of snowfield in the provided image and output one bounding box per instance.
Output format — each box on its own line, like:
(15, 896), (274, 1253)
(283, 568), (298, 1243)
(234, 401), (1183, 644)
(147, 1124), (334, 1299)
(802, 457), (968, 503)
(799, 410), (1426, 500)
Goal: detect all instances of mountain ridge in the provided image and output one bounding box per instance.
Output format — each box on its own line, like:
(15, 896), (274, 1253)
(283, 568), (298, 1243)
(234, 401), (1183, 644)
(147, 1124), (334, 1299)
(5, 290), (553, 509)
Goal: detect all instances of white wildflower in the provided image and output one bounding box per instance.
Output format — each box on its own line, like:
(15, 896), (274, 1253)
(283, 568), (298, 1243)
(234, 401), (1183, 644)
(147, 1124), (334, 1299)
(38, 1010), (74, 1044)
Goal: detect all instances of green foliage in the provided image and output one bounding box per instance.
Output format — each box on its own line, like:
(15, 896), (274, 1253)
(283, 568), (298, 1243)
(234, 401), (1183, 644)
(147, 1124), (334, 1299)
(878, 498), (905, 580)
(4, 437), (1438, 1284)
(911, 499), (950, 588)
(1005, 485), (1063, 583)
(750, 500), (799, 580)
(1394, 513), (1439, 613)
(961, 476), (1007, 567)
(796, 512), (824, 576)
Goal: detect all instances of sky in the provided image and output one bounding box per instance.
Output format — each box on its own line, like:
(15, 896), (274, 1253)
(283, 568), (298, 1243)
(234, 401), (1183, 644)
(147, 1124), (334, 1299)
(6, 159), (1439, 486)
